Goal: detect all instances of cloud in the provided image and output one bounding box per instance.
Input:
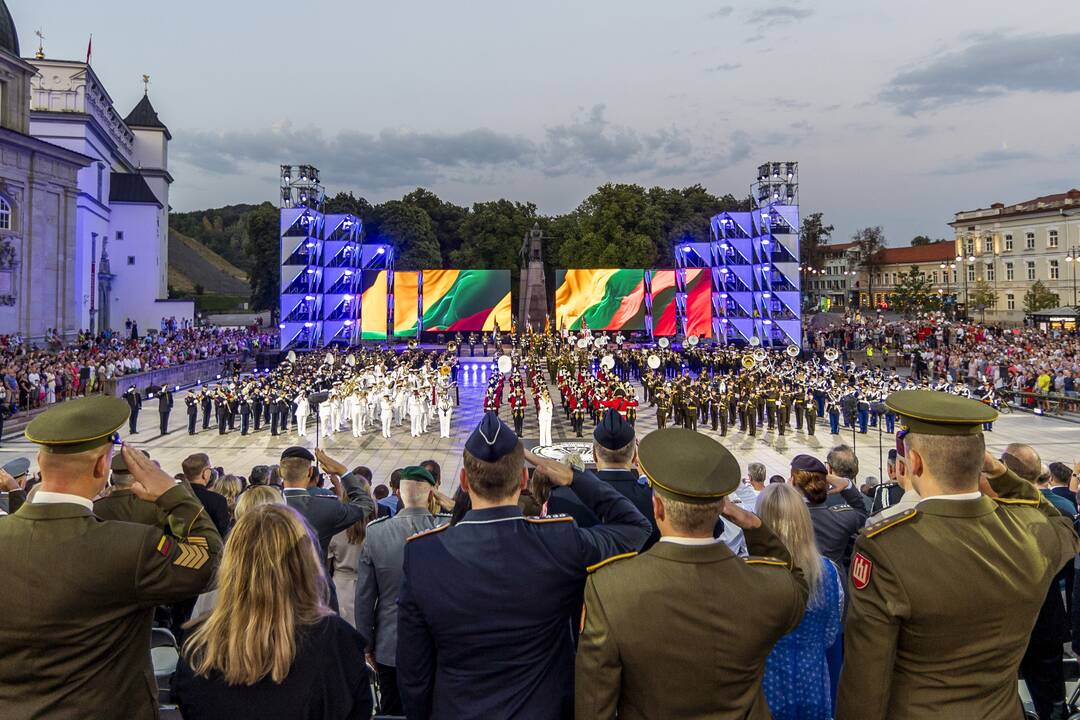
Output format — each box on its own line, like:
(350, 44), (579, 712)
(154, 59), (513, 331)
(173, 105), (746, 190)
(706, 62), (742, 72)
(936, 147), (1042, 175)
(747, 5), (813, 25)
(706, 6), (734, 19)
(881, 32), (1080, 114)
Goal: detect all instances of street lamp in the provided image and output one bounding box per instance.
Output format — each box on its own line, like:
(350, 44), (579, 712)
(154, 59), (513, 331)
(1066, 246), (1080, 307)
(940, 261), (956, 317)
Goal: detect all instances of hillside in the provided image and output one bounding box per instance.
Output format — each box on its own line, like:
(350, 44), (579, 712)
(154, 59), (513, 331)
(170, 202), (269, 272)
(168, 228), (249, 296)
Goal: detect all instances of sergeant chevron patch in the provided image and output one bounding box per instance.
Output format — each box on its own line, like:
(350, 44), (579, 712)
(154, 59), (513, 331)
(174, 542), (210, 569)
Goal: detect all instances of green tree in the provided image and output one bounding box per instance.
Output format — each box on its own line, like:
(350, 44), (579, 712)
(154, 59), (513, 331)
(322, 191), (372, 217)
(403, 188), (469, 260)
(243, 202), (282, 314)
(968, 279), (997, 321)
(366, 200), (442, 270)
(852, 226), (886, 308)
(889, 265), (936, 316)
(556, 184), (661, 268)
(451, 200), (538, 291)
(1023, 280), (1060, 313)
(799, 212), (834, 268)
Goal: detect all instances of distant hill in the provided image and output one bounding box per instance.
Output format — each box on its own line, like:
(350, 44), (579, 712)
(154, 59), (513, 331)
(168, 228), (249, 296)
(169, 202), (270, 272)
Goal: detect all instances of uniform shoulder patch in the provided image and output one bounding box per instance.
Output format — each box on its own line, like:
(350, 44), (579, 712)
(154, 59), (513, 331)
(367, 515), (390, 527)
(864, 508), (918, 538)
(587, 551), (637, 573)
(173, 538), (210, 570)
(829, 505), (856, 513)
(745, 556), (790, 569)
(406, 524), (450, 542)
(526, 514), (573, 524)
(994, 497), (1040, 507)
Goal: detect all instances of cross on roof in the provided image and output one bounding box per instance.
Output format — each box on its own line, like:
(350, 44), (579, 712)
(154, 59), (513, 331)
(34, 29), (45, 59)
(142, 74), (150, 95)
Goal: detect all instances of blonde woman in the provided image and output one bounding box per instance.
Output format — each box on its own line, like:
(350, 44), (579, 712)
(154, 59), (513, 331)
(174, 505), (372, 719)
(210, 474), (243, 518)
(756, 483), (844, 720)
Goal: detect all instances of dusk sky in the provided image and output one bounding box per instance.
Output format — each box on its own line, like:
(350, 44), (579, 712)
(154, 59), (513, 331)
(18, 0), (1080, 246)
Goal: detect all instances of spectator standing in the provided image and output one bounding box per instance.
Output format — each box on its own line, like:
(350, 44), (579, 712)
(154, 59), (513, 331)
(173, 505), (372, 720)
(758, 483), (844, 720)
(182, 453), (232, 538)
(789, 454), (867, 571)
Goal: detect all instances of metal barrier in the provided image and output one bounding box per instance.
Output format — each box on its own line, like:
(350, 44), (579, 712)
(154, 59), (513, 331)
(1002, 390), (1080, 420)
(99, 355), (246, 397)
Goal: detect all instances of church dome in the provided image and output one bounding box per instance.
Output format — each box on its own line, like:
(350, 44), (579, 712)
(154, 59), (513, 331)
(0, 1), (18, 57)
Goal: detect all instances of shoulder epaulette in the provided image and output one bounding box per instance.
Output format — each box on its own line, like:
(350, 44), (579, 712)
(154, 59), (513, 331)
(526, 514), (574, 524)
(994, 497), (1040, 506)
(367, 515), (390, 527)
(406, 524), (450, 542)
(864, 508), (918, 538)
(745, 556), (790, 568)
(587, 552), (637, 573)
(434, 512), (453, 518)
(829, 505), (856, 512)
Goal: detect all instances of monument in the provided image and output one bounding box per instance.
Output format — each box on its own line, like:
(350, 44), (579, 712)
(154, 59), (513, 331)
(518, 222), (548, 330)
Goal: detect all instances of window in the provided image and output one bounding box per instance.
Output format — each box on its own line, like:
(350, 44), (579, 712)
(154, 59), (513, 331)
(985, 263), (995, 282)
(127, 256), (135, 266)
(1004, 234), (1013, 251)
(983, 237), (993, 253)
(965, 238), (975, 256)
(932, 270), (939, 284)
(0, 196), (9, 230)
(967, 265), (975, 282)
(116, 231), (124, 241)
(952, 269), (958, 283)
(1005, 262), (1014, 280)
(97, 164), (105, 201)
(1026, 261), (1036, 281)
(1049, 259), (1059, 280)
(1048, 229), (1059, 248)
(1007, 293), (1015, 310)
(1025, 232), (1035, 250)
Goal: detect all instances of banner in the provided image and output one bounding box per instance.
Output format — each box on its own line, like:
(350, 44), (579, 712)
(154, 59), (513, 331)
(393, 271), (419, 337)
(554, 269), (646, 331)
(421, 269), (512, 332)
(360, 270), (387, 340)
(683, 267), (712, 337)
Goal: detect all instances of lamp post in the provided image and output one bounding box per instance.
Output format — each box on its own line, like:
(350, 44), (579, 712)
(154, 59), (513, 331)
(1066, 246), (1080, 307)
(940, 261), (956, 318)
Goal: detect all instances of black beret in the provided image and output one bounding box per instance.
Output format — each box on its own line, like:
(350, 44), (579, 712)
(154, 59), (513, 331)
(465, 411), (519, 463)
(280, 446), (315, 462)
(791, 454), (827, 474)
(638, 428), (740, 503)
(593, 409), (635, 450)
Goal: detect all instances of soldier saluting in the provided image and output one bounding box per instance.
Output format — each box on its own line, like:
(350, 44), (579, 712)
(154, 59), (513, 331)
(123, 385), (142, 434)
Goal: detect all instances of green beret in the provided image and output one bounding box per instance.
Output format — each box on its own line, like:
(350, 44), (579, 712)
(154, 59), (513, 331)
(885, 389), (997, 436)
(26, 396), (129, 454)
(400, 465), (436, 486)
(638, 427), (740, 504)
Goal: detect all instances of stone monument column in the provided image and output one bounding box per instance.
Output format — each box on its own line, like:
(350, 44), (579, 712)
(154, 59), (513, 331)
(518, 223), (548, 331)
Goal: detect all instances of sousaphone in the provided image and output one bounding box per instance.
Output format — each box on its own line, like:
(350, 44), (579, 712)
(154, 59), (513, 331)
(600, 354), (615, 370)
(647, 354), (661, 370)
(824, 348), (840, 363)
(658, 337), (671, 349)
(786, 344), (800, 358)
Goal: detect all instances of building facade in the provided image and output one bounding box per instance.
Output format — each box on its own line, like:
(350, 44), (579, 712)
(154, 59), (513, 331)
(949, 190), (1080, 323)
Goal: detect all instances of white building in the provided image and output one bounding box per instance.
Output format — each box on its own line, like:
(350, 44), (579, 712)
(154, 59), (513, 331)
(29, 51), (192, 334)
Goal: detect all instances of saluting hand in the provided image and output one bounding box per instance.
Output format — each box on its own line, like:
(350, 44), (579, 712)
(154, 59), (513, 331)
(524, 449), (573, 487)
(314, 448), (347, 477)
(720, 498), (762, 530)
(123, 443), (177, 502)
(0, 467), (18, 492)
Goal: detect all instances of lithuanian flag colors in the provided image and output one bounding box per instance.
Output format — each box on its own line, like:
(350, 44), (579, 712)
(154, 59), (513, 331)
(393, 271), (420, 337)
(421, 270), (512, 332)
(651, 269), (712, 337)
(360, 270), (388, 340)
(555, 269), (646, 331)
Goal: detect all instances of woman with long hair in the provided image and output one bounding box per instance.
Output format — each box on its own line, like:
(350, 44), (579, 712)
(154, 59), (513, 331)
(173, 505), (372, 719)
(210, 474), (243, 519)
(757, 483), (844, 720)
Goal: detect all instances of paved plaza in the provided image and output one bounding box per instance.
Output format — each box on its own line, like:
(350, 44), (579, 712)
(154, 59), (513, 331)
(0, 367), (1075, 488)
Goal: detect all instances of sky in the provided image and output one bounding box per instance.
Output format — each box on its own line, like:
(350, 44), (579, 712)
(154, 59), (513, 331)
(16, 0), (1080, 246)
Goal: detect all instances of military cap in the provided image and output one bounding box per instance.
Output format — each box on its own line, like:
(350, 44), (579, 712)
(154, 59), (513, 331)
(110, 448), (149, 474)
(400, 465), (437, 486)
(886, 389), (997, 436)
(593, 409), (635, 450)
(638, 427), (740, 504)
(25, 395), (129, 454)
(2, 457), (29, 478)
(465, 411), (519, 463)
(791, 454), (827, 475)
(281, 446), (316, 462)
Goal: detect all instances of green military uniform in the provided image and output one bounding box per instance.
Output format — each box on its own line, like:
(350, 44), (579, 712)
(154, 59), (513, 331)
(93, 450), (169, 529)
(576, 428), (808, 719)
(836, 391), (1080, 720)
(0, 396), (224, 720)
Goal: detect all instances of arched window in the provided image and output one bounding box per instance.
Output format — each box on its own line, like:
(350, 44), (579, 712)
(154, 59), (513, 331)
(0, 196), (10, 230)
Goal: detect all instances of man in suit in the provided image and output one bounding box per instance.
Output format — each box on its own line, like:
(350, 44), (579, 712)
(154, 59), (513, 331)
(93, 450), (168, 529)
(837, 391), (1080, 720)
(576, 428), (808, 719)
(157, 385), (174, 435)
(280, 446), (374, 607)
(355, 465), (449, 716)
(397, 412), (651, 720)
(548, 409), (660, 550)
(181, 453), (231, 538)
(0, 396), (222, 720)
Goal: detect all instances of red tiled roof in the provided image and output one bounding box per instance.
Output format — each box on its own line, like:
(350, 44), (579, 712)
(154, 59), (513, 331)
(819, 242), (856, 253)
(878, 241), (955, 265)
(956, 188), (1080, 221)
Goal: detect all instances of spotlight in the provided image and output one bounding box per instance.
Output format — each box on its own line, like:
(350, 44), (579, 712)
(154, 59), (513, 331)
(305, 295), (315, 301)
(306, 269), (315, 274)
(305, 241), (315, 248)
(216, 374), (222, 379)
(377, 247), (386, 255)
(303, 322), (313, 328)
(278, 323), (285, 329)
(344, 320), (353, 326)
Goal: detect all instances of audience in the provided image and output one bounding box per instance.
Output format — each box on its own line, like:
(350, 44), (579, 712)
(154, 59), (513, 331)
(789, 453), (867, 571)
(182, 453), (232, 538)
(173, 505), (372, 719)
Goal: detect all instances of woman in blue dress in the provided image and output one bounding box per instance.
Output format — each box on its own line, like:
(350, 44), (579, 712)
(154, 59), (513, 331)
(757, 483), (845, 720)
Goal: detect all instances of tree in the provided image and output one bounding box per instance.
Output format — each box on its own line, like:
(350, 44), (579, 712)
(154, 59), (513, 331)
(402, 188), (469, 260)
(800, 212), (834, 268)
(1023, 280), (1060, 313)
(556, 184), (662, 269)
(969, 279), (997, 321)
(322, 191), (372, 218)
(910, 235), (932, 246)
(852, 226), (886, 308)
(243, 202), (282, 314)
(889, 265), (936, 316)
(451, 199), (539, 290)
(365, 201), (441, 270)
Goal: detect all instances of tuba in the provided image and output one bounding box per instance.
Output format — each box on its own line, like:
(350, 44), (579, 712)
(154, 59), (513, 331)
(785, 344), (800, 358)
(408, 339), (418, 350)
(742, 354), (756, 370)
(824, 348), (840, 363)
(447, 341), (457, 353)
